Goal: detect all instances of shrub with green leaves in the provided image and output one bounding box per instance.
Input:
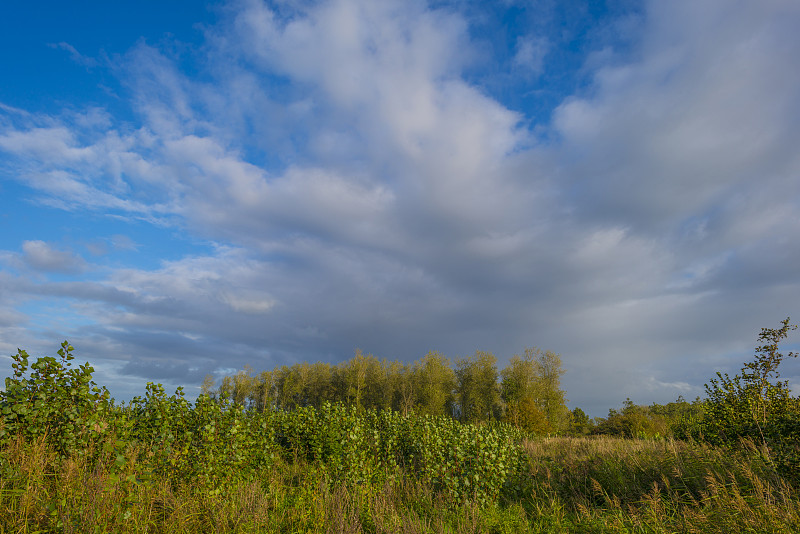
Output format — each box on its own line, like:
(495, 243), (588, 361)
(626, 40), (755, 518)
(0, 341), (111, 458)
(270, 402), (525, 503)
(1, 342), (527, 504)
(699, 318), (800, 480)
(403, 415), (525, 504)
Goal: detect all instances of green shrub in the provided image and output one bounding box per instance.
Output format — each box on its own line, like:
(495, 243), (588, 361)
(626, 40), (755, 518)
(699, 318), (800, 481)
(592, 399), (669, 439)
(0, 341), (111, 458)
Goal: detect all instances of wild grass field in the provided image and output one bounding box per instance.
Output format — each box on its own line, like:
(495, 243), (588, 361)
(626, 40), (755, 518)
(2, 428), (799, 533)
(2, 318), (799, 532)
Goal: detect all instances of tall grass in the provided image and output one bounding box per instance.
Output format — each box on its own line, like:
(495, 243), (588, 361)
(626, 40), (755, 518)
(518, 435), (800, 533)
(3, 431), (799, 532)
(0, 429), (528, 533)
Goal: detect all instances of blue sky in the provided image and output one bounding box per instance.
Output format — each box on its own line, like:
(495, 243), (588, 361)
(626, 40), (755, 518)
(1, 0), (799, 416)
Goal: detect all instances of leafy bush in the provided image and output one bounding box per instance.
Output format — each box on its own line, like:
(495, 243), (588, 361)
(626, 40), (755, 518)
(592, 399), (670, 439)
(699, 318), (800, 480)
(1, 342), (527, 505)
(503, 397), (553, 434)
(0, 341), (111, 458)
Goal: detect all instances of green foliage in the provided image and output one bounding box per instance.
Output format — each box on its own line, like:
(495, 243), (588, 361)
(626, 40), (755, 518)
(500, 348), (569, 431)
(0, 341), (111, 457)
(269, 402), (524, 503)
(569, 407), (592, 435)
(4, 340), (800, 532)
(698, 317), (800, 480)
(1, 343), (526, 507)
(593, 399), (670, 439)
(205, 346), (569, 434)
(404, 415), (525, 504)
(503, 397), (553, 434)
(454, 351), (502, 423)
(411, 351), (456, 417)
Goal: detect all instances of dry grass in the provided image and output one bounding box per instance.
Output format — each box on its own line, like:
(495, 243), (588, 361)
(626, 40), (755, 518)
(520, 435), (800, 533)
(2, 434), (799, 533)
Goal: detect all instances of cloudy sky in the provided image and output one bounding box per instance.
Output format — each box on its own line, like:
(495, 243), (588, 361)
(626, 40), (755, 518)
(1, 0), (798, 416)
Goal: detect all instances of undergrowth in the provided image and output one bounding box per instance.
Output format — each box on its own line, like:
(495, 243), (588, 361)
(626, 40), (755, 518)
(2, 340), (800, 532)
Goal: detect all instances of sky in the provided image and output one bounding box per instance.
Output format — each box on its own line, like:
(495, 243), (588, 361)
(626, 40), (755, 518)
(1, 0), (799, 417)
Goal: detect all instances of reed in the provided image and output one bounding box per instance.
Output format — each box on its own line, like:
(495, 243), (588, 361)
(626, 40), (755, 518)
(3, 432), (799, 532)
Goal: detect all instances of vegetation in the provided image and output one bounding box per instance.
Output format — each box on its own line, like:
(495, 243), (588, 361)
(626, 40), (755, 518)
(1, 319), (798, 532)
(203, 347), (569, 431)
(696, 318), (800, 481)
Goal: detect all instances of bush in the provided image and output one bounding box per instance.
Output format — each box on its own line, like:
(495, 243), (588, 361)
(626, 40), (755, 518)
(592, 399), (670, 439)
(0, 341), (111, 458)
(699, 318), (800, 481)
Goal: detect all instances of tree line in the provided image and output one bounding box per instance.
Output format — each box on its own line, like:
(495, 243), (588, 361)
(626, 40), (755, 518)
(203, 347), (571, 433)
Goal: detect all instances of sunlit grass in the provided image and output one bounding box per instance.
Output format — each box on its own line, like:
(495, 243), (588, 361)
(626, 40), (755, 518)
(3, 433), (799, 533)
(518, 435), (800, 533)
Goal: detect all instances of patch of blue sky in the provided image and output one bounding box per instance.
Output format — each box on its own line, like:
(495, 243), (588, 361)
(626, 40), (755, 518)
(0, 184), (213, 272)
(0, 1), (215, 114)
(17, 299), (96, 335)
(456, 0), (643, 128)
(85, 225), (218, 273)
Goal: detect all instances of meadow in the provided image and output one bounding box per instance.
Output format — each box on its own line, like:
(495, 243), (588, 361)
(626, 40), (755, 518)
(2, 418), (798, 533)
(2, 319), (799, 533)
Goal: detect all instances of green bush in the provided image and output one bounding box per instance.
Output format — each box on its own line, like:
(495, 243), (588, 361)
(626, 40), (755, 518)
(699, 318), (800, 480)
(1, 342), (527, 504)
(0, 341), (111, 458)
(592, 399), (669, 439)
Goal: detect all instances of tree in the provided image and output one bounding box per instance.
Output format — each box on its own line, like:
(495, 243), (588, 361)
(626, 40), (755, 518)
(536, 349), (570, 431)
(253, 370), (276, 412)
(305, 362), (333, 408)
(275, 364), (309, 410)
(200, 374), (216, 397)
(702, 317), (798, 446)
(361, 355), (392, 411)
(593, 399), (669, 438)
(503, 397), (552, 434)
(500, 349), (540, 406)
(388, 361), (415, 415)
(218, 365), (257, 408)
(569, 407), (591, 435)
(413, 351), (455, 416)
(454, 351), (502, 423)
(336, 350), (370, 410)
(500, 347), (570, 432)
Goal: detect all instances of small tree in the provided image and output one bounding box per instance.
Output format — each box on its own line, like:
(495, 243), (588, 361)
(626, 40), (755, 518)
(503, 397), (552, 434)
(569, 407), (592, 435)
(0, 341), (111, 457)
(700, 318), (800, 480)
(702, 317), (798, 446)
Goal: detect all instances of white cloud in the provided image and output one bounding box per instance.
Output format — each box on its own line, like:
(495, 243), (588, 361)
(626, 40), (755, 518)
(49, 42), (98, 68)
(1, 0), (799, 414)
(553, 0), (800, 232)
(21, 241), (88, 274)
(513, 36), (548, 75)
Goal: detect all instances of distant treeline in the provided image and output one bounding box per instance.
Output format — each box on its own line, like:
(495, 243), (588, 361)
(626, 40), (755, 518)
(204, 346), (706, 438)
(204, 347), (572, 433)
(204, 316), (800, 461)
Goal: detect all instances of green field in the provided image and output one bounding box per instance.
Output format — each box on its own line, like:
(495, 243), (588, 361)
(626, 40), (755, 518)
(2, 319), (799, 532)
(2, 418), (798, 533)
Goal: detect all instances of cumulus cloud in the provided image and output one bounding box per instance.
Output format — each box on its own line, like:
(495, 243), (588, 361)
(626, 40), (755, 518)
(1, 0), (799, 414)
(20, 241), (88, 274)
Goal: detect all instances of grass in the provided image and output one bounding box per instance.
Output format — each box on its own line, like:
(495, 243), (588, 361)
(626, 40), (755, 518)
(2, 433), (799, 533)
(519, 436), (800, 533)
